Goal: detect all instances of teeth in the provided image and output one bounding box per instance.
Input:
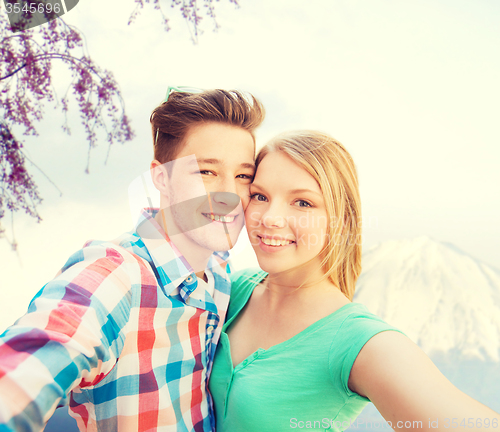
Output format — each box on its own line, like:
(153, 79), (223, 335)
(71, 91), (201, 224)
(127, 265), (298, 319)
(204, 214), (235, 223)
(261, 237), (293, 246)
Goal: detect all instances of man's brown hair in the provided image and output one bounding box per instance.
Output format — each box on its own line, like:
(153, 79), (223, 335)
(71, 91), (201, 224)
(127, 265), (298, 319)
(150, 89), (265, 164)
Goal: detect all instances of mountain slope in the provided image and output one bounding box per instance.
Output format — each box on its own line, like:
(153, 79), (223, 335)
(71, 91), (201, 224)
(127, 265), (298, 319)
(347, 237), (500, 429)
(354, 236), (500, 361)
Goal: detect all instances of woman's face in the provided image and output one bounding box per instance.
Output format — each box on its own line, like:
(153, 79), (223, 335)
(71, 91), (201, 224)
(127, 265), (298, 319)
(245, 151), (329, 276)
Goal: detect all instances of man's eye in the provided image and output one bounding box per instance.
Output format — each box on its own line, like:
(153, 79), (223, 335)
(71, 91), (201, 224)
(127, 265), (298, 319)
(249, 193), (267, 202)
(237, 173), (253, 180)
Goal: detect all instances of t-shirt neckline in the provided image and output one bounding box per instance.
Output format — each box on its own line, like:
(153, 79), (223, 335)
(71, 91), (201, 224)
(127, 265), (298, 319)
(223, 271), (364, 367)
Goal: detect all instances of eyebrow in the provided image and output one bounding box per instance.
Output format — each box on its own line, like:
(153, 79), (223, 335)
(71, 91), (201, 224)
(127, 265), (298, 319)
(251, 184), (322, 197)
(289, 188), (322, 196)
(191, 158), (220, 165)
(190, 158), (255, 170)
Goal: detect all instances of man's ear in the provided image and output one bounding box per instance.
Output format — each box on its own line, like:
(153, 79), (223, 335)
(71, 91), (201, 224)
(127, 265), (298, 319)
(150, 160), (170, 202)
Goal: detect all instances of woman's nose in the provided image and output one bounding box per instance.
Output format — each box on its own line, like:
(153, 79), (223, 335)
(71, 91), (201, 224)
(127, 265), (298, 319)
(262, 210), (286, 228)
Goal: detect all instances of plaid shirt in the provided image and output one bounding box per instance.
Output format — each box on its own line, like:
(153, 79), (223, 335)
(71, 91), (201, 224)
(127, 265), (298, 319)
(0, 209), (231, 432)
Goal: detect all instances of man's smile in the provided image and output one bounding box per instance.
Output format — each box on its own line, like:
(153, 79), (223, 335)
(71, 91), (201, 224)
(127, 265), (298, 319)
(202, 213), (237, 223)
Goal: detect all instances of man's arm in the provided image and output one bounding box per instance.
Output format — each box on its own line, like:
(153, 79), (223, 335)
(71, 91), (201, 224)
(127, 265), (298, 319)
(0, 244), (133, 431)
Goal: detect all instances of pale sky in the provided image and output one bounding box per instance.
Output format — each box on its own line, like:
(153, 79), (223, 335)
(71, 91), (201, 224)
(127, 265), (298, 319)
(1, 0), (499, 331)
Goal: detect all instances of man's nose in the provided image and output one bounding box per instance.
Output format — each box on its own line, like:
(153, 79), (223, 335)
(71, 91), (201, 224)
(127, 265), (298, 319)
(209, 192), (240, 210)
(217, 176), (238, 195)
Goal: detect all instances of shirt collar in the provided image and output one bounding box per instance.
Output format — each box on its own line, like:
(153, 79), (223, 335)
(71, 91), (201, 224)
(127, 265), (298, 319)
(134, 208), (229, 298)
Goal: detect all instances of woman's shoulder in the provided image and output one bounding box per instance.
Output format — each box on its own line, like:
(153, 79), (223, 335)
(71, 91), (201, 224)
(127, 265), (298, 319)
(327, 302), (405, 366)
(335, 302), (403, 337)
(229, 268), (267, 294)
(226, 268), (267, 320)
(328, 303), (406, 397)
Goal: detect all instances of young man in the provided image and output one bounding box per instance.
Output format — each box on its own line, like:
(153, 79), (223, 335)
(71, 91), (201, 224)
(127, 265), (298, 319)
(0, 88), (265, 431)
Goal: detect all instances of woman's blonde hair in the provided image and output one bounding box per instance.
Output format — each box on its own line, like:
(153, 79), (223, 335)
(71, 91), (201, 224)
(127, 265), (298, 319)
(255, 131), (362, 300)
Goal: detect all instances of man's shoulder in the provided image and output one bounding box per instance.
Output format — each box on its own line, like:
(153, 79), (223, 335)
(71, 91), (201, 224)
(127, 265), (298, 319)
(59, 232), (152, 276)
(38, 233), (159, 313)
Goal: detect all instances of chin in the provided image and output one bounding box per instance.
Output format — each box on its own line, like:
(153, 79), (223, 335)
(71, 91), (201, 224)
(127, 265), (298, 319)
(194, 234), (240, 253)
(253, 256), (288, 276)
(210, 237), (237, 251)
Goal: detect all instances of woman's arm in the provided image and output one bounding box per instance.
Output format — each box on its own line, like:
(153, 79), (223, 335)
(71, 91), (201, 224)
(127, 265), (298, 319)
(349, 331), (500, 432)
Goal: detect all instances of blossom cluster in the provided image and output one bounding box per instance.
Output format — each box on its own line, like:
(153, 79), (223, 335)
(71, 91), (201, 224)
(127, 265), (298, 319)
(0, 10), (134, 245)
(129, 0), (240, 43)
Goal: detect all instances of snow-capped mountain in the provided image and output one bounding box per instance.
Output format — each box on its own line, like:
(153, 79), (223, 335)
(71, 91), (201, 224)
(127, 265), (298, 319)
(346, 236), (500, 428)
(354, 236), (500, 361)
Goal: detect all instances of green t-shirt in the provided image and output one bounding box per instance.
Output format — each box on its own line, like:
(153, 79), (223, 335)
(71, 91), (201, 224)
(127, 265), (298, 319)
(209, 268), (404, 431)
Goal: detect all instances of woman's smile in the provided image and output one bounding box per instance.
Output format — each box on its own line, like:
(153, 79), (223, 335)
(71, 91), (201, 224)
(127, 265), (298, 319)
(245, 151), (328, 276)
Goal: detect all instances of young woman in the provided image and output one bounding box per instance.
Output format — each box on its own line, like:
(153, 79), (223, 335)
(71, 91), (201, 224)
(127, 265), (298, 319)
(208, 131), (500, 431)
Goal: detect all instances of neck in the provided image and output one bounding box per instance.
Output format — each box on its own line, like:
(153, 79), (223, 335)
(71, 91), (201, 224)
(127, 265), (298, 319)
(261, 265), (349, 315)
(261, 275), (343, 315)
(264, 263), (336, 297)
(154, 210), (213, 276)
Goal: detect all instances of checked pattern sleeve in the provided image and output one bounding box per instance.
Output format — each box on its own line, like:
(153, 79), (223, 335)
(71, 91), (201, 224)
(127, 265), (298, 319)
(0, 244), (136, 431)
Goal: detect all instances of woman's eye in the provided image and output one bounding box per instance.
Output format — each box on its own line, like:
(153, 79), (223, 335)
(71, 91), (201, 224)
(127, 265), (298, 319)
(249, 193), (267, 202)
(198, 170), (215, 176)
(295, 200), (312, 208)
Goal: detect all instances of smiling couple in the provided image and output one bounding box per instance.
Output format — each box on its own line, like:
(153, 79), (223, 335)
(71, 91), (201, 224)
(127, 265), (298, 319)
(0, 88), (498, 432)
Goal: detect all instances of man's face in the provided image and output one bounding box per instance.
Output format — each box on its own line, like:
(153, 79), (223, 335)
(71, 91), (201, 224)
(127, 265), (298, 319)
(164, 122), (255, 252)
